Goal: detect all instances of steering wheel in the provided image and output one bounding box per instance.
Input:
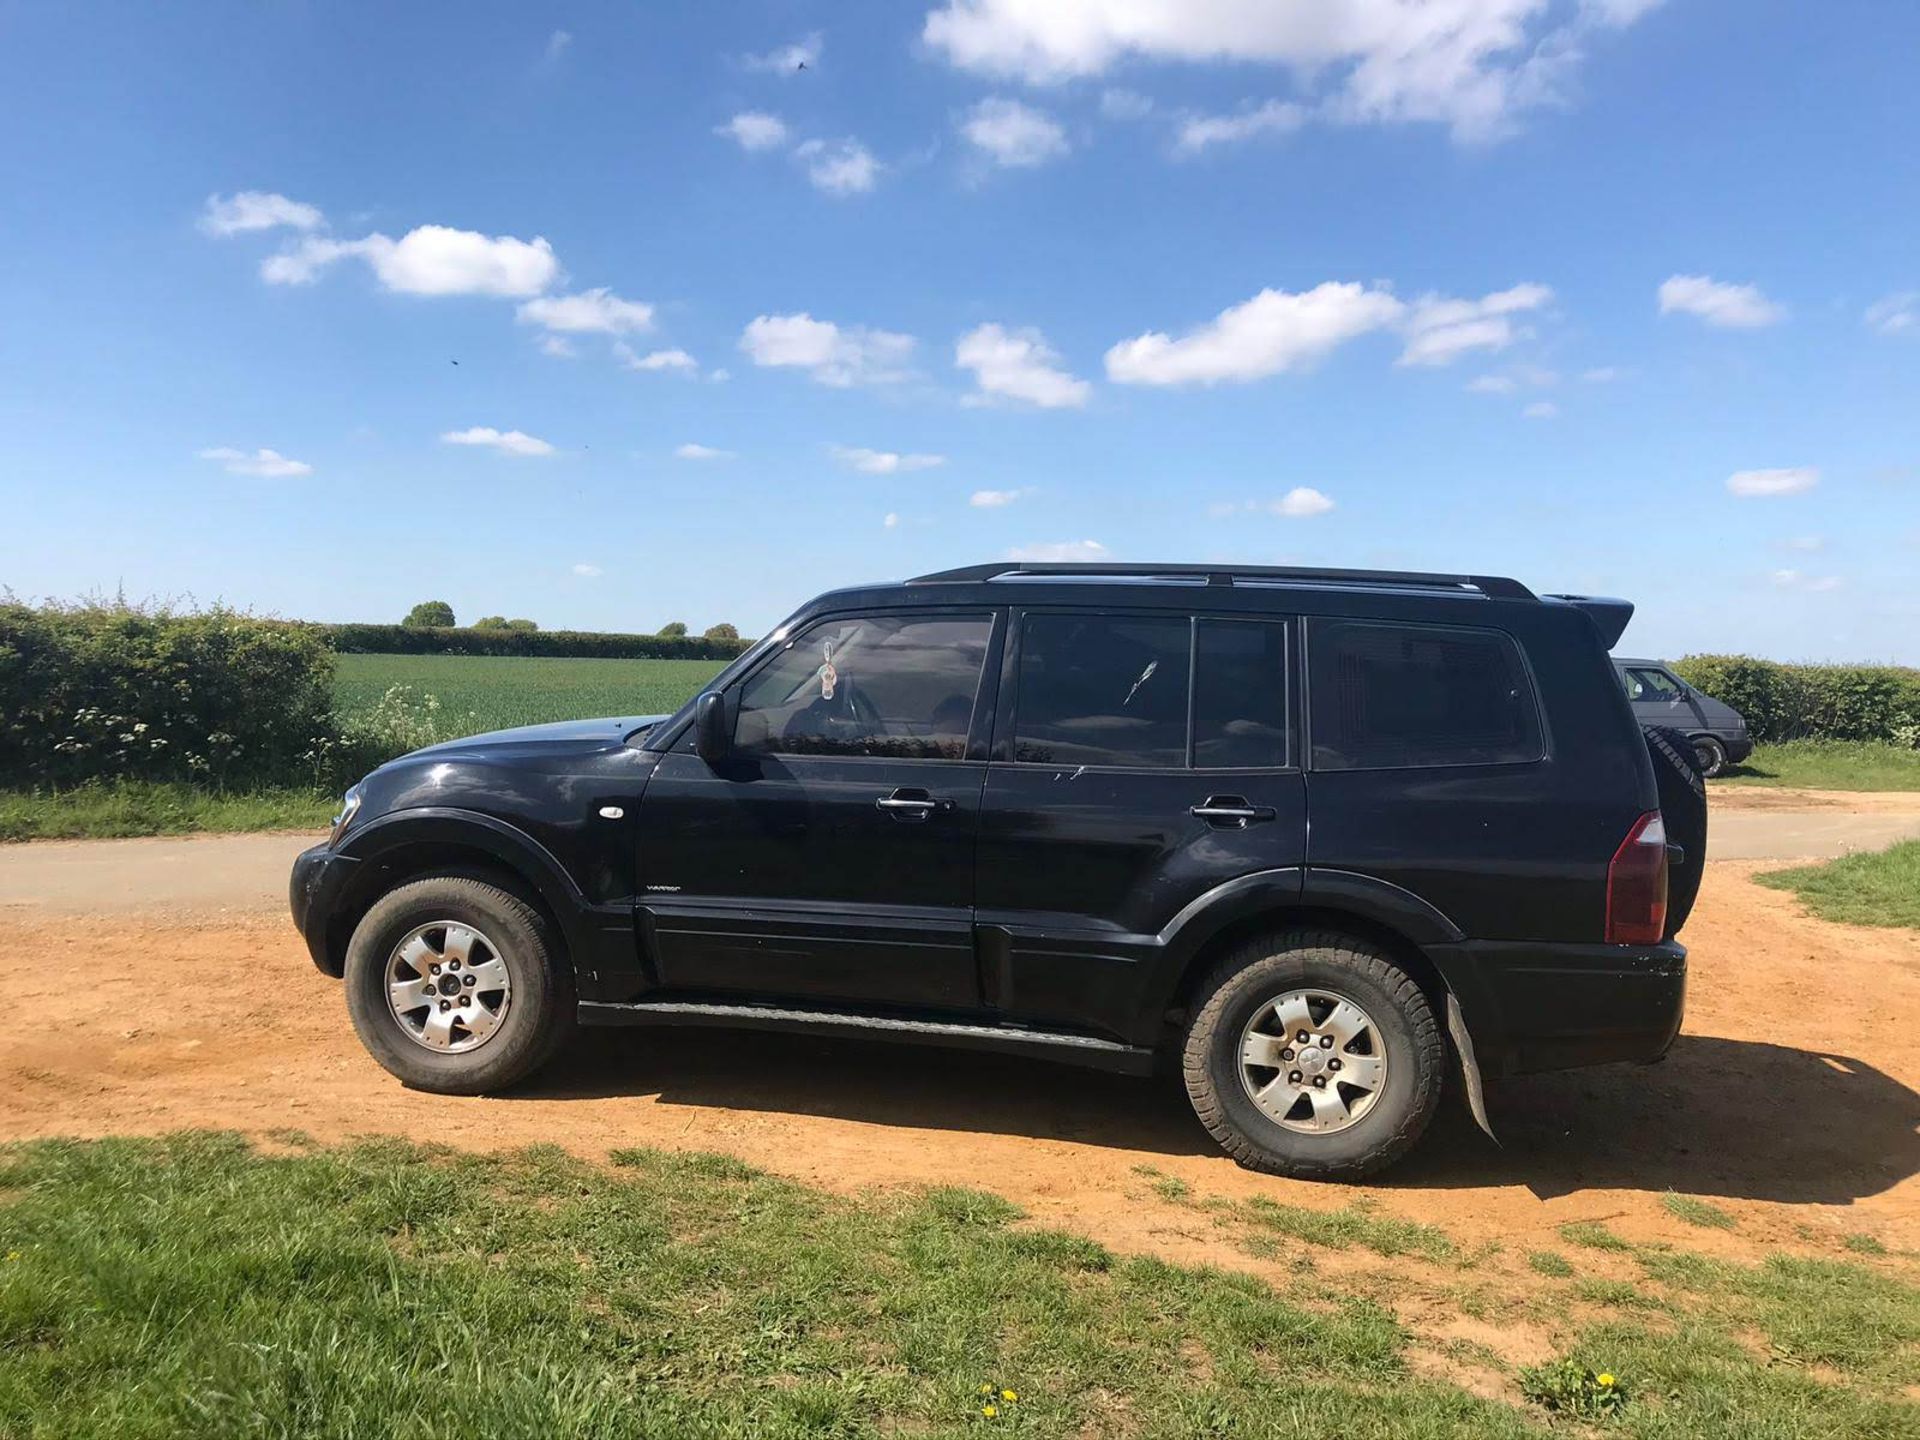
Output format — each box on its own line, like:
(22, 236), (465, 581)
(839, 675), (885, 733)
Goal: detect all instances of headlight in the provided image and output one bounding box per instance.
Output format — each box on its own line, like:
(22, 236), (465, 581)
(329, 785), (363, 848)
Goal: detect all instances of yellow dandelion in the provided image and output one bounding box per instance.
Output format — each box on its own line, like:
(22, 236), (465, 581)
(1002, 1389), (1018, 1402)
(982, 1404), (998, 1418)
(1597, 1373), (1616, 1388)
(3, 1251), (19, 1262)
(980, 1384), (994, 1396)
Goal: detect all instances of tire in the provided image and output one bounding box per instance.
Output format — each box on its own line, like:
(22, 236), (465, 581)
(1642, 725), (1707, 938)
(343, 875), (575, 1095)
(1181, 930), (1444, 1181)
(1692, 735), (1728, 779)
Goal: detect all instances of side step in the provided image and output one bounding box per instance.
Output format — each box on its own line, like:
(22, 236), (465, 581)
(577, 1000), (1157, 1075)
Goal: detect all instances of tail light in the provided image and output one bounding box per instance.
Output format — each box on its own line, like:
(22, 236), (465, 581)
(1606, 811), (1668, 944)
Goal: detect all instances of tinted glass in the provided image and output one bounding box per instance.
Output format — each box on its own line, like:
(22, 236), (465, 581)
(1630, 667), (1682, 699)
(734, 613), (991, 759)
(1193, 619), (1289, 768)
(1308, 620), (1542, 771)
(1013, 614), (1191, 768)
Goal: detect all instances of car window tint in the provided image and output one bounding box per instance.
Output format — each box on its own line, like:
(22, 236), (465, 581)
(1013, 614), (1191, 768)
(734, 613), (991, 760)
(1193, 619), (1289, 768)
(1632, 667), (1682, 699)
(1620, 669), (1644, 700)
(1308, 620), (1542, 771)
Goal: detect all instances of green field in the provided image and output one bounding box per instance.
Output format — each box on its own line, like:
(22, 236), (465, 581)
(332, 653), (726, 733)
(1712, 740), (1920, 791)
(1759, 840), (1920, 930)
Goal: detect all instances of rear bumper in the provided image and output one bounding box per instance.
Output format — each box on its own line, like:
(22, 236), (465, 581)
(1428, 938), (1686, 1078)
(290, 844), (359, 977)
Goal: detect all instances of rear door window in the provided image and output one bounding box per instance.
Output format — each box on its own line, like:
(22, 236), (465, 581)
(1012, 613), (1191, 768)
(1193, 618), (1290, 769)
(1307, 619), (1542, 771)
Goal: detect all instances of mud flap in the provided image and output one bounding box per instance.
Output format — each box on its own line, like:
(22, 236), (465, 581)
(1447, 992), (1497, 1145)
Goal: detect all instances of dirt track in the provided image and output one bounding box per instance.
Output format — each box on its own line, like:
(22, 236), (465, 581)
(3, 854), (1917, 1288)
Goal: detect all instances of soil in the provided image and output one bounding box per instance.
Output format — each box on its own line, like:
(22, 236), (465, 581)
(3, 855), (1917, 1373)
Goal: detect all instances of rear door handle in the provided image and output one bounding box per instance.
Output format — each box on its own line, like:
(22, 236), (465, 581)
(1191, 795), (1277, 827)
(877, 787), (950, 821)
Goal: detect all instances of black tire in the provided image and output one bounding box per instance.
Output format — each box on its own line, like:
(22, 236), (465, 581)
(344, 875), (575, 1095)
(1692, 735), (1728, 779)
(1642, 725), (1707, 938)
(1181, 930), (1444, 1181)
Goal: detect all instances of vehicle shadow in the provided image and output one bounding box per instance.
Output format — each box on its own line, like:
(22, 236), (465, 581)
(515, 1029), (1920, 1206)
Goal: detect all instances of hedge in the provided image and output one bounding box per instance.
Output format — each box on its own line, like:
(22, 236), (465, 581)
(315, 623), (750, 661)
(1670, 654), (1920, 744)
(0, 602), (337, 788)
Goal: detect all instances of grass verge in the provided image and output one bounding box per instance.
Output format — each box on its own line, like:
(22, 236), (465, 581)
(1756, 840), (1920, 929)
(1714, 740), (1920, 790)
(0, 782), (331, 842)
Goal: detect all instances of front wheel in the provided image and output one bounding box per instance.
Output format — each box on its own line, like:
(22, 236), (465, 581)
(1182, 931), (1444, 1181)
(1692, 735), (1728, 778)
(344, 875), (574, 1095)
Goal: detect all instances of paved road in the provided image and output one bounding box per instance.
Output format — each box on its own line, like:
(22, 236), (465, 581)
(4, 802), (1919, 918)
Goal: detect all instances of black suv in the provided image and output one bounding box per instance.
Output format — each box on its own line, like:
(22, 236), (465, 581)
(291, 563), (1698, 1180)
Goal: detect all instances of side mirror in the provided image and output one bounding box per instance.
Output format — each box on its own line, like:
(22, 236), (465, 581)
(693, 691), (731, 764)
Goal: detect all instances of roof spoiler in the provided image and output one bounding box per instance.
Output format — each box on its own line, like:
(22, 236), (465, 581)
(1542, 594), (1634, 648)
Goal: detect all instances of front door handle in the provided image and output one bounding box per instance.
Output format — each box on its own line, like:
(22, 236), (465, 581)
(876, 788), (950, 821)
(1191, 795), (1277, 827)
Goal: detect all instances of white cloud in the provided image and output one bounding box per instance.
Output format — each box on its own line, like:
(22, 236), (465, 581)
(539, 335), (576, 358)
(956, 323), (1091, 408)
(1106, 281), (1403, 386)
(545, 30), (572, 62)
(740, 312), (915, 386)
(1779, 535), (1825, 552)
(619, 345), (698, 373)
(1176, 100), (1308, 153)
(441, 426), (555, 457)
(1865, 292), (1919, 337)
(1210, 490), (1336, 518)
(1007, 539), (1110, 562)
(1100, 88), (1156, 120)
(516, 287), (653, 335)
(675, 443), (735, 461)
(794, 138), (880, 195)
(200, 191), (325, 236)
(1467, 375), (1517, 394)
(1397, 282), (1552, 366)
(716, 111), (790, 151)
(1582, 365), (1619, 382)
(923, 0), (1664, 141)
(197, 445), (313, 478)
(961, 97), (1070, 167)
(571, 562), (602, 578)
(884, 512), (901, 529)
(831, 445), (946, 475)
(970, 488), (1026, 507)
(264, 225), (559, 296)
(1523, 400), (1559, 419)
(1728, 467), (1819, 498)
(744, 33), (822, 73)
(1770, 569), (1841, 592)
(1659, 274), (1784, 329)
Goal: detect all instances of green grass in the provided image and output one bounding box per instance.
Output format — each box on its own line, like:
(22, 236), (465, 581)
(1661, 1193), (1737, 1231)
(1757, 841), (1920, 930)
(1713, 740), (1920, 790)
(0, 1134), (1539, 1440)
(332, 653), (725, 733)
(0, 782), (332, 842)
(1526, 1250), (1575, 1279)
(1232, 1194), (1457, 1263)
(1558, 1221), (1633, 1253)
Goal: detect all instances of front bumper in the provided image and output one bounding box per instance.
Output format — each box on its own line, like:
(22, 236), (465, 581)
(290, 843), (360, 976)
(1428, 938), (1686, 1078)
(1723, 733), (1754, 764)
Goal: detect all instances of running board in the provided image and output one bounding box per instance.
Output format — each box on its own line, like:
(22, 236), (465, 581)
(577, 1000), (1157, 1075)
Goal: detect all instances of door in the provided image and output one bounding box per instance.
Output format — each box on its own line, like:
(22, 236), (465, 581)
(975, 611), (1307, 1038)
(636, 609), (1000, 1011)
(1624, 665), (1703, 731)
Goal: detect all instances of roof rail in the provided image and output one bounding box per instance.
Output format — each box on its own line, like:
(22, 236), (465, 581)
(907, 562), (1535, 600)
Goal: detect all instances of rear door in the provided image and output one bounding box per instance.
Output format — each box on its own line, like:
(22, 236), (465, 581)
(636, 608), (1000, 1012)
(975, 609), (1306, 1038)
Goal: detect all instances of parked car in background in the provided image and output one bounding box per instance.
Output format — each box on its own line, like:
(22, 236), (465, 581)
(1614, 657), (1752, 777)
(293, 563), (1703, 1181)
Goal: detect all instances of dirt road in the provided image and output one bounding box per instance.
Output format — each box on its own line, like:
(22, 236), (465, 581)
(4, 825), (1919, 1294)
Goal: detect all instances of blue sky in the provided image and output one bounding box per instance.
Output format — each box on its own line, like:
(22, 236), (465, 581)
(2, 1), (1916, 660)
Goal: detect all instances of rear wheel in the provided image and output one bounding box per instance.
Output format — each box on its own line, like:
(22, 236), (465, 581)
(1182, 931), (1444, 1181)
(344, 875), (574, 1095)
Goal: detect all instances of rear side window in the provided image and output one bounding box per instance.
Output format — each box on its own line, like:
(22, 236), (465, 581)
(1193, 619), (1290, 768)
(1013, 613), (1190, 768)
(1307, 620), (1542, 771)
